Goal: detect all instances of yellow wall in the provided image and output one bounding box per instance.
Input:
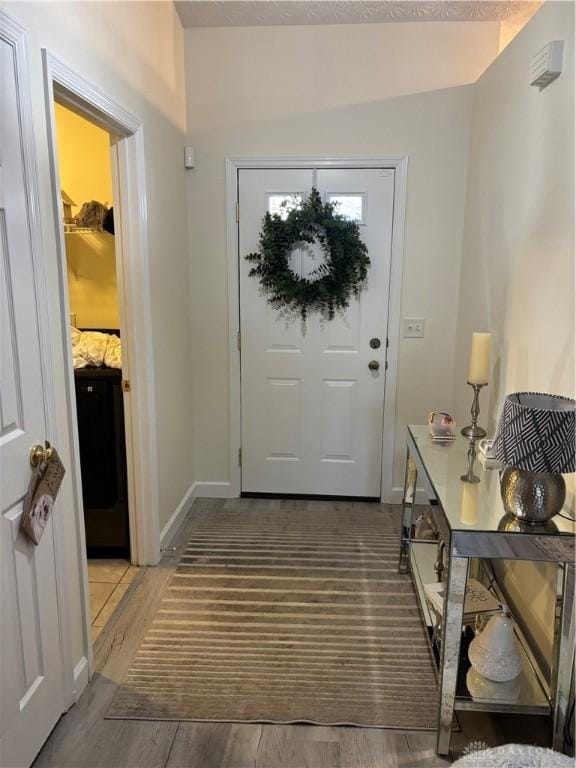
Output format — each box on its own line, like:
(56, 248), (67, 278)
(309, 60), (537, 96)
(65, 233), (119, 329)
(55, 102), (113, 213)
(55, 103), (119, 329)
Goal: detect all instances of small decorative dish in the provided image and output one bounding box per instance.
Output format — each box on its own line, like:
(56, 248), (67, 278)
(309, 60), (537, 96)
(428, 411), (456, 441)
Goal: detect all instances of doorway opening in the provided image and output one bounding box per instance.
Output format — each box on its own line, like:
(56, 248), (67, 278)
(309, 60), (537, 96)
(41, 48), (159, 700)
(226, 159), (408, 502)
(52, 102), (140, 645)
(227, 158), (407, 502)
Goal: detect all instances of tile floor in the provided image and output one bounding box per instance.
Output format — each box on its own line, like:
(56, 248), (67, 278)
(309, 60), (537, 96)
(87, 560), (139, 644)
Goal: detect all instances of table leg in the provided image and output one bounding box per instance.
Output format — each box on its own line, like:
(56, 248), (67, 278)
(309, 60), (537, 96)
(398, 446), (417, 574)
(552, 563), (575, 752)
(436, 553), (469, 756)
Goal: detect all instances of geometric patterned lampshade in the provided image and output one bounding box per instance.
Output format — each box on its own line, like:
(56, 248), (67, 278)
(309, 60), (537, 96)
(493, 392), (576, 474)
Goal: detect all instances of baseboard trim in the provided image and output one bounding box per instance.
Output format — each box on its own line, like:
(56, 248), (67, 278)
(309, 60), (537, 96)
(194, 481), (235, 499)
(191, 483), (422, 504)
(71, 655), (89, 703)
(160, 481), (198, 548)
(181, 483), (425, 504)
(388, 487), (430, 505)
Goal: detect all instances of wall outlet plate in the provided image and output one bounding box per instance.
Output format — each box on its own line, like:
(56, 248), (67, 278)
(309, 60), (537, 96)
(403, 318), (425, 338)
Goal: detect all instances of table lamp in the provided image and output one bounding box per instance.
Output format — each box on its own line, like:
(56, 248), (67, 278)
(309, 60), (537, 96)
(492, 392), (576, 523)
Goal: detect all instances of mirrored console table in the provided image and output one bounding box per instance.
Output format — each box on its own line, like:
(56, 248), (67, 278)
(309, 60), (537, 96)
(400, 425), (575, 756)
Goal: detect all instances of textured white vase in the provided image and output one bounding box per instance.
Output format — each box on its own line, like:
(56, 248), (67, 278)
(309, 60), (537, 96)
(468, 607), (522, 682)
(466, 667), (521, 703)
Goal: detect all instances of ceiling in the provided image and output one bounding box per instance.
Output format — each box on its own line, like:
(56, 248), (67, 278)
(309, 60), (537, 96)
(174, 1), (541, 28)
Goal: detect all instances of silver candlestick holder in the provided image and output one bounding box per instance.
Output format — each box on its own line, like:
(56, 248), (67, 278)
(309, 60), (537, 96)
(460, 438), (480, 483)
(461, 382), (487, 439)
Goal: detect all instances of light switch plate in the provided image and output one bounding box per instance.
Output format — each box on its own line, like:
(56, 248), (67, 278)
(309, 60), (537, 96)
(403, 318), (425, 338)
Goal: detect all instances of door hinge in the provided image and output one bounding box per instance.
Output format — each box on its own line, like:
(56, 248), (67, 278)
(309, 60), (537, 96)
(237, 331), (241, 352)
(121, 379), (131, 393)
(238, 447), (242, 466)
(236, 201), (239, 223)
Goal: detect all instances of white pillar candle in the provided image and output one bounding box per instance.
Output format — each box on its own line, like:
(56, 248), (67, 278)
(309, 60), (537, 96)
(467, 332), (491, 385)
(460, 481), (479, 526)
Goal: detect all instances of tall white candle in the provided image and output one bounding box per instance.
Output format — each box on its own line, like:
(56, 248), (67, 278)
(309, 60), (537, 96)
(467, 332), (491, 385)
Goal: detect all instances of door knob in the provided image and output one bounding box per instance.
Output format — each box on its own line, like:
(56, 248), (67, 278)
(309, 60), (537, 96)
(29, 442), (54, 467)
(368, 360), (380, 372)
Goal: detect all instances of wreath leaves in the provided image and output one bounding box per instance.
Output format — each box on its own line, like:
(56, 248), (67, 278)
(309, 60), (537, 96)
(245, 188), (370, 320)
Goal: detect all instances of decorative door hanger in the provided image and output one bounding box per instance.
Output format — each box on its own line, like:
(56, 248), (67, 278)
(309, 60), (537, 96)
(21, 443), (65, 545)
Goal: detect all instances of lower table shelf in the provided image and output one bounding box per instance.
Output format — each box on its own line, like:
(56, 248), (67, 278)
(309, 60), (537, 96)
(409, 540), (551, 717)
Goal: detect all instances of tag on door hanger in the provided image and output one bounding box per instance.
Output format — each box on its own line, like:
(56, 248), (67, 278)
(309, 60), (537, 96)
(21, 449), (66, 545)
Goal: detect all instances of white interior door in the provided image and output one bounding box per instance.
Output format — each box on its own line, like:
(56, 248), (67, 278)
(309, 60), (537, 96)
(239, 167), (394, 496)
(1, 28), (65, 768)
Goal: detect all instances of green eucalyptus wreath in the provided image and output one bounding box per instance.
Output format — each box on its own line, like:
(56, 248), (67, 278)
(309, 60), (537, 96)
(245, 188), (370, 320)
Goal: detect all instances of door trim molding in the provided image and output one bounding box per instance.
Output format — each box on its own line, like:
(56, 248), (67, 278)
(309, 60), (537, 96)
(225, 156), (408, 502)
(42, 51), (161, 690)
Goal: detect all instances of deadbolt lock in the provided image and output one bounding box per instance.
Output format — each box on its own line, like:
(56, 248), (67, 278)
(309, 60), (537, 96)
(370, 338), (381, 349)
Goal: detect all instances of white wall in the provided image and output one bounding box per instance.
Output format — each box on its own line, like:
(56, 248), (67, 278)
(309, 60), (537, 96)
(184, 21), (501, 493)
(5, 0), (194, 693)
(452, 1), (574, 668)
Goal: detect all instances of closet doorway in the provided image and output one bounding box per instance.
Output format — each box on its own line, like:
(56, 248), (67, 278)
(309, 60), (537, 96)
(43, 52), (161, 677)
(53, 103), (138, 644)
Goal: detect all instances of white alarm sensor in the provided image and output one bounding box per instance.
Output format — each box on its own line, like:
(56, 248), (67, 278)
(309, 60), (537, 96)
(530, 40), (563, 90)
(184, 146), (195, 169)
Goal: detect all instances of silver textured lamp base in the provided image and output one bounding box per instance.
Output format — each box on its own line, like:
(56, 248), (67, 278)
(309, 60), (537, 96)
(500, 467), (566, 524)
(497, 512), (559, 534)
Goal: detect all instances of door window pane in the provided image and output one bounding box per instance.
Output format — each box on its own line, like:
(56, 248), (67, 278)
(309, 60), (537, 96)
(267, 194), (302, 220)
(328, 194), (364, 224)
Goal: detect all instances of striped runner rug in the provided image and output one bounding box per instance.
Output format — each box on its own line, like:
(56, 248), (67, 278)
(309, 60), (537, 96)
(107, 500), (439, 728)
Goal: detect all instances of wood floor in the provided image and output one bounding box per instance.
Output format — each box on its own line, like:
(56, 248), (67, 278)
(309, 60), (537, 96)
(33, 500), (547, 768)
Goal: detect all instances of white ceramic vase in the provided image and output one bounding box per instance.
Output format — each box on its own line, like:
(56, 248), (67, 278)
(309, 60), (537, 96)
(466, 667), (521, 703)
(468, 607), (522, 682)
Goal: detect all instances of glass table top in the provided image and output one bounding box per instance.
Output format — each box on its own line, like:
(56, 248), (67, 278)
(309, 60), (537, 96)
(408, 425), (576, 537)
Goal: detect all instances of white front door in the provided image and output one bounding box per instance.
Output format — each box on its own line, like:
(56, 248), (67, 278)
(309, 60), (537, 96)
(239, 167), (394, 497)
(1, 24), (65, 768)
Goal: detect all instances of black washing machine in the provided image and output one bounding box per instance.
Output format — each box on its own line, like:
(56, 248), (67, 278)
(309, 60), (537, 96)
(74, 367), (129, 557)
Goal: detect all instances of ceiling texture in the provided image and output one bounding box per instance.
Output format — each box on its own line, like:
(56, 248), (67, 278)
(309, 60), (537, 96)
(174, 1), (542, 28)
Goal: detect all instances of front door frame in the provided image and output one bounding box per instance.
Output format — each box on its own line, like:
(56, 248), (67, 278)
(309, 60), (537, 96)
(42, 51), (161, 692)
(225, 156), (408, 502)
